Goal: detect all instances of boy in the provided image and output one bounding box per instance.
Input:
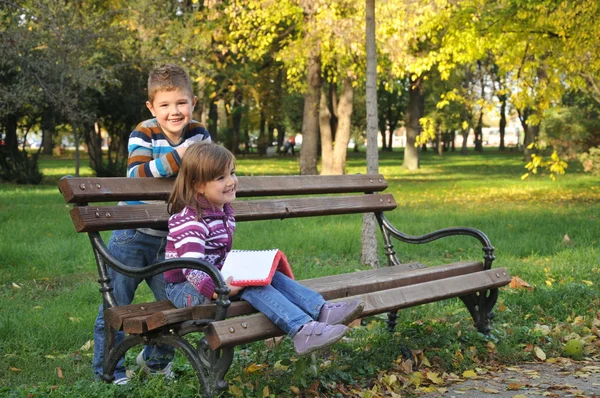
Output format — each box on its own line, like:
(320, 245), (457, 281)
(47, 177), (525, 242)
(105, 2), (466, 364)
(92, 64), (211, 385)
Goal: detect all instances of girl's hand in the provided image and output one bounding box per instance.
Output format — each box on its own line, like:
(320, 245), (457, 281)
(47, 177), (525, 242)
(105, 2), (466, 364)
(225, 276), (244, 296)
(212, 276), (244, 300)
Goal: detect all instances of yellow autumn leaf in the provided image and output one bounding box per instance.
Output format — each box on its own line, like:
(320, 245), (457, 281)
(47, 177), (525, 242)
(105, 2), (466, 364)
(9, 367), (22, 372)
(244, 363), (267, 373)
(290, 386), (300, 395)
(545, 280), (553, 286)
(582, 280), (593, 286)
(419, 386), (437, 393)
(534, 346), (546, 361)
(462, 369), (477, 378)
(228, 384), (244, 397)
(426, 371), (444, 385)
(262, 386), (269, 397)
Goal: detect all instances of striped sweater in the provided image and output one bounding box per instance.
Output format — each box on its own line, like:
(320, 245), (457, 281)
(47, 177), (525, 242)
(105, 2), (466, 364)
(164, 198), (236, 299)
(127, 118), (210, 178)
(124, 118), (210, 236)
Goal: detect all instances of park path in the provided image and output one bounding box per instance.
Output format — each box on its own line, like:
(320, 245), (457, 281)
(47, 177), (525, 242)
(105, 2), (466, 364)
(420, 360), (600, 398)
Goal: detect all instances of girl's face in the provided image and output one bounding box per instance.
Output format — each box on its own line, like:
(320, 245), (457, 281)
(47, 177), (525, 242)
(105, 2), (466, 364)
(198, 163), (238, 209)
(146, 88), (198, 141)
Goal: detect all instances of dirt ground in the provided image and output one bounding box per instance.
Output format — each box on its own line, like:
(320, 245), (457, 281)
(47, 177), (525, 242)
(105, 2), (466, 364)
(421, 360), (600, 398)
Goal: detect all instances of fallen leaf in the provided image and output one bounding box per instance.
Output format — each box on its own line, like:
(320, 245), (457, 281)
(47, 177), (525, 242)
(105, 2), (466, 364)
(563, 234), (571, 244)
(509, 276), (532, 290)
(57, 367), (64, 379)
(12, 282), (21, 289)
(244, 363), (267, 373)
(462, 370), (477, 378)
(508, 383), (523, 390)
(9, 367), (22, 372)
(534, 346), (547, 361)
(426, 371), (444, 385)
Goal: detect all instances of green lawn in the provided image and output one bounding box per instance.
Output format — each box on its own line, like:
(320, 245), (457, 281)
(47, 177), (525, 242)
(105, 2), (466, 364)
(1, 149), (599, 397)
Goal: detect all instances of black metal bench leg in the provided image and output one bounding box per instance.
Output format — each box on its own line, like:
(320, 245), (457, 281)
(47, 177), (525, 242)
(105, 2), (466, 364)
(459, 288), (499, 334)
(387, 310), (398, 332)
(103, 334), (143, 382)
(198, 338), (235, 394)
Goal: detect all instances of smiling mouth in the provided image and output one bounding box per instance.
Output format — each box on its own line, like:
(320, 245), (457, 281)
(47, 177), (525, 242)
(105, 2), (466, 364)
(169, 117), (183, 123)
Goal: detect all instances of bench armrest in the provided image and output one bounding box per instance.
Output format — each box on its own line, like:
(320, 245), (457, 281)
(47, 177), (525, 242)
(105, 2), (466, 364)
(89, 232), (231, 319)
(377, 214), (496, 270)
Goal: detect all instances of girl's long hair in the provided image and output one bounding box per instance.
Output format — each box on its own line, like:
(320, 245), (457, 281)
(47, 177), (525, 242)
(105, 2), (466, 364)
(167, 142), (236, 216)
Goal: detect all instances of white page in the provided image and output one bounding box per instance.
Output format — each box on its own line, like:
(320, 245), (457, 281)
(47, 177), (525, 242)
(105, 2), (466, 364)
(220, 249), (279, 283)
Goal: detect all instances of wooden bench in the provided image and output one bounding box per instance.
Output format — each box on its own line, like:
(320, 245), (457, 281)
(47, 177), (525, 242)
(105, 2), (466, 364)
(58, 174), (510, 397)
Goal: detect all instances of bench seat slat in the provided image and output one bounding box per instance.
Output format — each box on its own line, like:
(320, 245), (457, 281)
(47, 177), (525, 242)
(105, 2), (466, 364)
(203, 267), (511, 350)
(126, 261), (482, 333)
(70, 194), (397, 232)
(59, 174), (389, 203)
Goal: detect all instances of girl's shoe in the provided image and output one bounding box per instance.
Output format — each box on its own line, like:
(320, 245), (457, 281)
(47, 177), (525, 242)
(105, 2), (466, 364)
(293, 321), (348, 356)
(317, 300), (364, 325)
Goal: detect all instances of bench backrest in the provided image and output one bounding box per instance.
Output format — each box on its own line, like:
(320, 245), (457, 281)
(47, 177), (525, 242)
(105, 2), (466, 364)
(58, 174), (397, 233)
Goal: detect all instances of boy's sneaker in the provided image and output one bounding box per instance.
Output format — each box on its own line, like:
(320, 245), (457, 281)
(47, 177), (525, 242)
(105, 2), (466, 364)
(293, 321), (348, 356)
(317, 300), (364, 325)
(112, 376), (129, 385)
(136, 351), (174, 379)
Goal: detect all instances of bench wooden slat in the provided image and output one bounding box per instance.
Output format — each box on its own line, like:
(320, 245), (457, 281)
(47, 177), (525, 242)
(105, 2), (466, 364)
(69, 194), (397, 232)
(134, 261), (481, 333)
(59, 174), (389, 203)
(104, 300), (176, 330)
(203, 267), (511, 350)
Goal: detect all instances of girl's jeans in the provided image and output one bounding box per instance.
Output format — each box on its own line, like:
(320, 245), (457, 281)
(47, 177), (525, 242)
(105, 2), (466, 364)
(168, 271), (325, 337)
(92, 229), (174, 381)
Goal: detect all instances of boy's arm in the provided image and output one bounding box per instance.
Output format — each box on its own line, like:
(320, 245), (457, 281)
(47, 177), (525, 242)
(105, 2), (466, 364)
(127, 123), (211, 178)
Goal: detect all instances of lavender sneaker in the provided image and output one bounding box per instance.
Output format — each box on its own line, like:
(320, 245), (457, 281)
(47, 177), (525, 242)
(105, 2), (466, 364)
(317, 300), (364, 325)
(292, 321), (348, 356)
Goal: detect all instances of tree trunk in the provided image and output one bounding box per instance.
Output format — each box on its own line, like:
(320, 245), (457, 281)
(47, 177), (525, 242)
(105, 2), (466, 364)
(403, 77), (424, 171)
(362, 0), (379, 268)
(499, 94), (507, 150)
(300, 53), (321, 175)
(332, 77), (353, 175)
(474, 111), (483, 152)
(73, 124), (81, 177)
(319, 86), (334, 175)
(41, 107), (55, 155)
(208, 99), (218, 142)
(231, 88), (243, 154)
(461, 128), (469, 155)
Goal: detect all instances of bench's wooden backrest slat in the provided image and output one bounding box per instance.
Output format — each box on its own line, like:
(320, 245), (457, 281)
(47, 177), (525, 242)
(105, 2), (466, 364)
(58, 174), (389, 204)
(70, 194), (398, 232)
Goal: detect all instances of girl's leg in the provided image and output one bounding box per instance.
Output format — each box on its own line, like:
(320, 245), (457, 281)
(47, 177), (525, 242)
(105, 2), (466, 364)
(241, 284), (313, 337)
(270, 271), (325, 319)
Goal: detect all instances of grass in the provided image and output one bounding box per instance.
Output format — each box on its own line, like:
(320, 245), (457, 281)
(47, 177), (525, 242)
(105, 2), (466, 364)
(1, 149), (599, 397)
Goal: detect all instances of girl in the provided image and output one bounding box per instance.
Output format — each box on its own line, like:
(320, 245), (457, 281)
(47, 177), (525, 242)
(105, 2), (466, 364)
(164, 142), (364, 355)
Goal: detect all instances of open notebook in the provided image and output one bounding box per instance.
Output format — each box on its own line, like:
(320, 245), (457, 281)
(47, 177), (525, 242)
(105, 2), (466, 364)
(220, 249), (294, 287)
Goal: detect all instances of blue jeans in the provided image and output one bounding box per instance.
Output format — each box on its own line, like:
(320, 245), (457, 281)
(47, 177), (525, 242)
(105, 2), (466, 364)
(92, 229), (174, 381)
(168, 272), (325, 338)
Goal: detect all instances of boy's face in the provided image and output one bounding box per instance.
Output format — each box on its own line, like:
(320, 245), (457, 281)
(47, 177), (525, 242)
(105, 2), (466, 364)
(146, 88), (198, 139)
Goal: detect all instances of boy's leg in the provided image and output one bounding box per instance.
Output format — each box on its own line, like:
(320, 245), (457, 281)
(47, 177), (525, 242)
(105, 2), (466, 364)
(269, 272), (325, 319)
(92, 229), (144, 381)
(140, 233), (175, 372)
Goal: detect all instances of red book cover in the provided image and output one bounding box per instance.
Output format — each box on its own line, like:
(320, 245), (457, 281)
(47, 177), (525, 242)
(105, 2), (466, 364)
(220, 249), (294, 287)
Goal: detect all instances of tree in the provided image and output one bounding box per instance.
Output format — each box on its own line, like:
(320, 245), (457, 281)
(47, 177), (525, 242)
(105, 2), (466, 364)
(362, 0), (379, 267)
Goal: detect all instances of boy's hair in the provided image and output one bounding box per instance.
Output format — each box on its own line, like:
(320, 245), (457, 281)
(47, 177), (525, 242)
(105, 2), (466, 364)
(168, 142), (236, 216)
(147, 64), (194, 103)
